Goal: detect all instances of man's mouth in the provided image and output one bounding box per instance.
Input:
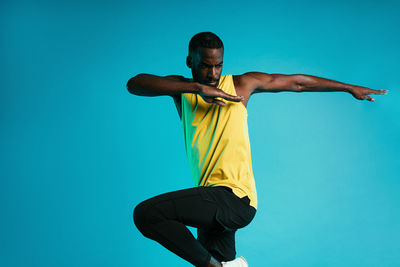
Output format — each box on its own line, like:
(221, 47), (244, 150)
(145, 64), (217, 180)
(206, 81), (218, 86)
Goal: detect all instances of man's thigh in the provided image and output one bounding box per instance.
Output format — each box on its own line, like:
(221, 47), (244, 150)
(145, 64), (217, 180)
(137, 186), (222, 230)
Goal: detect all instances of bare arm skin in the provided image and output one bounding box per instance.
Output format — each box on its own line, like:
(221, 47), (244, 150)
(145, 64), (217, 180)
(127, 74), (244, 118)
(126, 74), (199, 96)
(127, 74), (243, 103)
(234, 72), (388, 103)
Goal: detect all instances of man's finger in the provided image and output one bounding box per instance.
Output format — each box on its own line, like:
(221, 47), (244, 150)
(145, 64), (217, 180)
(214, 99), (226, 106)
(365, 96), (375, 101)
(220, 91), (244, 102)
(370, 89), (388, 95)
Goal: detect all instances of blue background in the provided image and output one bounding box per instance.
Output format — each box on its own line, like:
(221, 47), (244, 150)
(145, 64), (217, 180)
(1, 0), (399, 266)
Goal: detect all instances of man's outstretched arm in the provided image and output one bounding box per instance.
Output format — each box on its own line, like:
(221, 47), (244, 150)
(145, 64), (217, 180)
(241, 72), (388, 101)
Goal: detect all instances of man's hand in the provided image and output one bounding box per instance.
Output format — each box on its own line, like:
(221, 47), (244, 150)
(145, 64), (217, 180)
(198, 83), (244, 106)
(348, 85), (388, 102)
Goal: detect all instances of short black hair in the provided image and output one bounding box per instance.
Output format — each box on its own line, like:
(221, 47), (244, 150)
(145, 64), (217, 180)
(188, 32), (224, 55)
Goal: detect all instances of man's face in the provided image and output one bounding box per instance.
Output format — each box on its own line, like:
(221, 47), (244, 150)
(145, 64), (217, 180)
(187, 47), (224, 87)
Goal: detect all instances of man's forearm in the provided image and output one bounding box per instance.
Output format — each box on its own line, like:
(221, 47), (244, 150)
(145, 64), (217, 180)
(126, 74), (199, 97)
(293, 74), (387, 101)
(295, 74), (353, 92)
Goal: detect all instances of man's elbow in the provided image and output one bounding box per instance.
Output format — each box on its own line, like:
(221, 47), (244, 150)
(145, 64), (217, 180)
(126, 74), (144, 94)
(126, 77), (136, 94)
(292, 74), (312, 92)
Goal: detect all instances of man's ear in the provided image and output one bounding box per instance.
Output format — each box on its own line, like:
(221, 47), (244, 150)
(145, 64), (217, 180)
(186, 56), (192, 69)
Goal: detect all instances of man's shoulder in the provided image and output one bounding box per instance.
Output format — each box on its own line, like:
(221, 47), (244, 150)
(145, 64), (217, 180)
(232, 72), (272, 92)
(231, 73), (252, 89)
(232, 73), (253, 87)
(232, 72), (259, 83)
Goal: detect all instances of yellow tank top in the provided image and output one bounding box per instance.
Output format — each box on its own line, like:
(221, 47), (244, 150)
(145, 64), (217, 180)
(181, 74), (257, 209)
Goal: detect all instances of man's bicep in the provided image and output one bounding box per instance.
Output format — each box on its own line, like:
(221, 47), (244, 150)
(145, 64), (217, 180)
(242, 72), (298, 93)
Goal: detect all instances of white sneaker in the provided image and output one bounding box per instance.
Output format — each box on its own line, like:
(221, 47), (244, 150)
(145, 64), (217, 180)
(221, 256), (249, 267)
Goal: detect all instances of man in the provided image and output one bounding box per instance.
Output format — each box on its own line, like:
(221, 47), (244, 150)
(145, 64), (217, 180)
(127, 32), (387, 267)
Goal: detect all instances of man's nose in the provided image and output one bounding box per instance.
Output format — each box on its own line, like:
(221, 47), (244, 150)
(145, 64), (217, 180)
(207, 67), (217, 80)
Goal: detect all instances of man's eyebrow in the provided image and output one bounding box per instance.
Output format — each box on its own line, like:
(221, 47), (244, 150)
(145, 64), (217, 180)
(201, 61), (223, 66)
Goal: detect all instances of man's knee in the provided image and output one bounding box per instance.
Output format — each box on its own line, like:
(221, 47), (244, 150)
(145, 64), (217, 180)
(133, 200), (163, 237)
(133, 201), (152, 236)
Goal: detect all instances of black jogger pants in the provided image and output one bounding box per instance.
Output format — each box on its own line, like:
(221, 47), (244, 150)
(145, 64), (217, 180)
(133, 186), (256, 267)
